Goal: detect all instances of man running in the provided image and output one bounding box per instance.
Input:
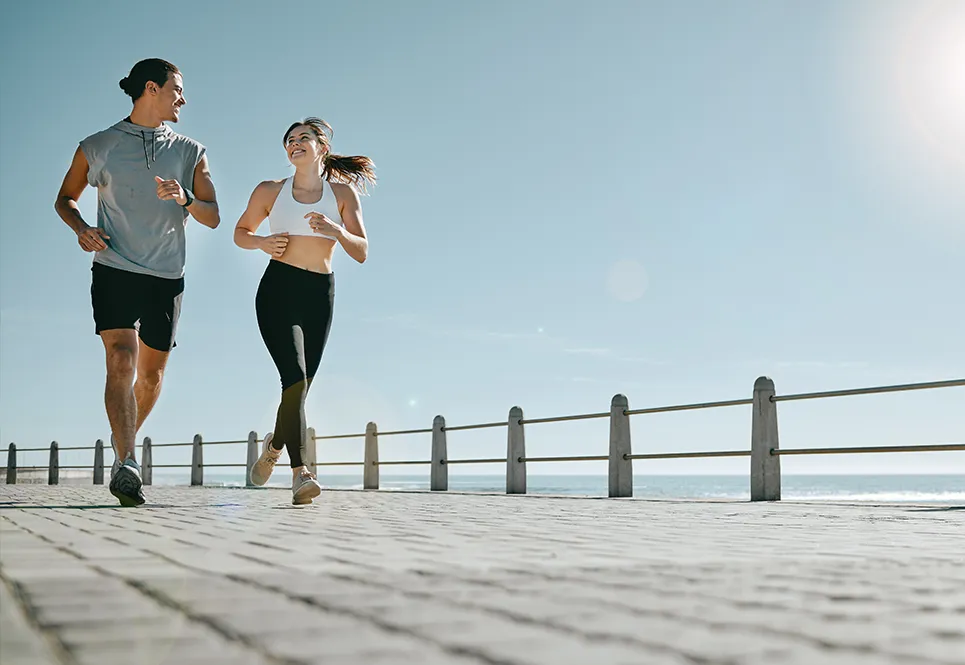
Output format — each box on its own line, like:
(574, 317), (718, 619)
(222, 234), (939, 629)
(54, 58), (220, 506)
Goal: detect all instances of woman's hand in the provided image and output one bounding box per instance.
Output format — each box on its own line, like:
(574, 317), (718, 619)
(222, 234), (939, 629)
(304, 212), (343, 238)
(260, 232), (289, 257)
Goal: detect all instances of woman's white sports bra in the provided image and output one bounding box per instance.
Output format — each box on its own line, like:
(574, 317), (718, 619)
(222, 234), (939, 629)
(268, 176), (343, 239)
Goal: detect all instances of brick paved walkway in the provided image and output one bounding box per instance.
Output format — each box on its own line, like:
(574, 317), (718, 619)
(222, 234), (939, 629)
(1, 486), (963, 664)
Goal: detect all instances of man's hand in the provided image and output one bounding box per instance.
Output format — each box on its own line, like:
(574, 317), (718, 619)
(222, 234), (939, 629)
(260, 232), (289, 257)
(155, 176), (187, 206)
(304, 212), (343, 238)
(77, 225), (110, 252)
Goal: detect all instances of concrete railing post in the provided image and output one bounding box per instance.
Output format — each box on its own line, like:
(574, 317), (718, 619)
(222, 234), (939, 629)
(751, 376), (781, 501)
(305, 427), (317, 476)
(6, 443), (16, 484)
(48, 441), (59, 486)
(608, 394), (632, 497)
(363, 422), (379, 490)
(506, 406), (526, 494)
(93, 439), (105, 485)
(431, 415), (447, 491)
(246, 431), (259, 487)
(142, 437), (153, 486)
(191, 434), (203, 486)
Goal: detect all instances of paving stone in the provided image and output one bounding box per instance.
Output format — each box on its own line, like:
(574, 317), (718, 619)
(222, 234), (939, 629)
(16, 577), (129, 601)
(205, 606), (365, 636)
(54, 615), (212, 648)
(475, 635), (693, 665)
(258, 625), (429, 660)
(30, 598), (174, 627)
(69, 638), (272, 665)
(740, 646), (937, 665)
(314, 650), (488, 665)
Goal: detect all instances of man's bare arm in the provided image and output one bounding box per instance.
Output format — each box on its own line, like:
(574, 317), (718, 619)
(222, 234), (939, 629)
(156, 154), (220, 229)
(186, 154), (220, 228)
(55, 147), (109, 252)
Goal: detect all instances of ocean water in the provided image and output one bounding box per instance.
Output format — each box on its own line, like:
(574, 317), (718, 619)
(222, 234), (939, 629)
(150, 472), (965, 504)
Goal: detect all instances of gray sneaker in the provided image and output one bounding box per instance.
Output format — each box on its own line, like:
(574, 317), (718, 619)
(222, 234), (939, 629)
(109, 456), (145, 507)
(292, 469), (321, 505)
(250, 433), (282, 486)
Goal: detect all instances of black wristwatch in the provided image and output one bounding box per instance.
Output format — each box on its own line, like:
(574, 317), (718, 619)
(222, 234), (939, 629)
(181, 188), (195, 209)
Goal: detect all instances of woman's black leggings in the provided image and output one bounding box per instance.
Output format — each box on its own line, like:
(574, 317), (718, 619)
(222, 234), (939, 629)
(255, 260), (334, 468)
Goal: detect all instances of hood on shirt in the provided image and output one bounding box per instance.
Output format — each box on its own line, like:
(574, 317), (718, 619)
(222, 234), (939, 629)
(111, 119), (174, 169)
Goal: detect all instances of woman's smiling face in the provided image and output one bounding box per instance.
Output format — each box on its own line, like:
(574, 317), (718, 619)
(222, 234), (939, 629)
(285, 125), (327, 166)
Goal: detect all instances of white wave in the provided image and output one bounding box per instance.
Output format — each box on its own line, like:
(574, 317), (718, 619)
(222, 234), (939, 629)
(784, 491), (965, 503)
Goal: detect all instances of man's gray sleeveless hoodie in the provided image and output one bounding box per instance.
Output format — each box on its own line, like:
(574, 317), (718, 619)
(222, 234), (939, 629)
(79, 119), (206, 279)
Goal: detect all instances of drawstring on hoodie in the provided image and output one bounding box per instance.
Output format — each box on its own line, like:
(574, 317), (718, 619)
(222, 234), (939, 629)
(117, 118), (167, 169)
(140, 130), (157, 169)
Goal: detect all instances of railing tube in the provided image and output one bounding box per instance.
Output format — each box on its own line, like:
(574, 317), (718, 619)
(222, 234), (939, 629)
(246, 431), (259, 487)
(142, 437), (153, 485)
(363, 422), (379, 489)
(6, 443), (16, 484)
(751, 377), (781, 501)
(507, 406), (526, 494)
(48, 441), (59, 485)
(431, 415), (447, 491)
(305, 426), (317, 477)
(191, 434), (203, 486)
(93, 439), (104, 485)
(608, 394), (632, 497)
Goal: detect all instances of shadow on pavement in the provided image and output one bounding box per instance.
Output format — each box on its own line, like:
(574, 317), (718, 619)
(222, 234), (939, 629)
(0, 503), (246, 510)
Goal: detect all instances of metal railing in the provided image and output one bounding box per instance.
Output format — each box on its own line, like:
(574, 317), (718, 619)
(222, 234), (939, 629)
(4, 376), (963, 501)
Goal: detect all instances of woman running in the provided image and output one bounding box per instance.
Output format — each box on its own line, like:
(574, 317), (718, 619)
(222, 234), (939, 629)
(234, 117), (375, 504)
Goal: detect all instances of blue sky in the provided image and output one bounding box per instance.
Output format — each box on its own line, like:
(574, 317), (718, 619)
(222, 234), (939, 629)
(1, 0), (962, 479)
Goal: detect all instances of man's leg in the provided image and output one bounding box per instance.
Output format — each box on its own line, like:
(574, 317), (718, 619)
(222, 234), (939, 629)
(134, 273), (182, 434)
(134, 339), (171, 434)
(90, 264), (146, 506)
(101, 329), (139, 462)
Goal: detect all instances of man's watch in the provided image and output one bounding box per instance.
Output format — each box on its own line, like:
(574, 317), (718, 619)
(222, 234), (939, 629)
(181, 188), (195, 209)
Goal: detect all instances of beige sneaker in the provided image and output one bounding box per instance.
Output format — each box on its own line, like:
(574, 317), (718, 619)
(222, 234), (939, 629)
(292, 469), (322, 505)
(250, 433), (282, 486)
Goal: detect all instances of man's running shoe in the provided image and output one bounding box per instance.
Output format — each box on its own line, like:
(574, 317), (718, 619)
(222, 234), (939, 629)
(109, 456), (145, 507)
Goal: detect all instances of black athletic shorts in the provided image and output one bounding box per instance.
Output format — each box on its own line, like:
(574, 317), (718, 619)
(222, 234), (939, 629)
(91, 263), (184, 352)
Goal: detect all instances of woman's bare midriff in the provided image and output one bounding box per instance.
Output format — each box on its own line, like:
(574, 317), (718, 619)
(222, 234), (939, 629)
(272, 235), (337, 274)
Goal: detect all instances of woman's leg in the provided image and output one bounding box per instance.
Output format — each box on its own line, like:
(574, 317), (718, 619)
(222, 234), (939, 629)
(276, 272), (334, 465)
(253, 263), (310, 478)
(302, 274), (335, 389)
(284, 273), (333, 470)
(285, 274), (334, 503)
(273, 372), (310, 469)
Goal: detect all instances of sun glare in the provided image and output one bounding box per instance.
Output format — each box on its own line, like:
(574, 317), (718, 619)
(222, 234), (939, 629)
(893, 1), (965, 167)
